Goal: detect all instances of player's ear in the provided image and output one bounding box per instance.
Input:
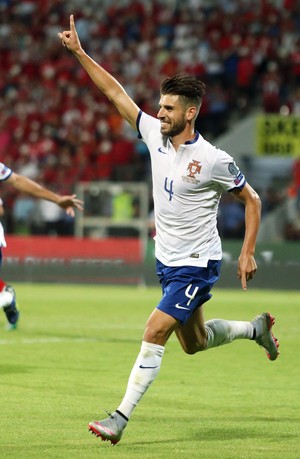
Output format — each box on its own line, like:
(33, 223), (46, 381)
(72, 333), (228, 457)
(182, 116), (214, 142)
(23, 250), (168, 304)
(187, 106), (197, 121)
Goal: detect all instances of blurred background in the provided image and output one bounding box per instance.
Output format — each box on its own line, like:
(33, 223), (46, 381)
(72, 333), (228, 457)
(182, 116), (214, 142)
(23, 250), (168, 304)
(0, 0), (299, 287)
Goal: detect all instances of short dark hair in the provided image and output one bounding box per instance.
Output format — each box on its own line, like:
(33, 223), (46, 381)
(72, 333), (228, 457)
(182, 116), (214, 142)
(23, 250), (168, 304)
(160, 74), (206, 109)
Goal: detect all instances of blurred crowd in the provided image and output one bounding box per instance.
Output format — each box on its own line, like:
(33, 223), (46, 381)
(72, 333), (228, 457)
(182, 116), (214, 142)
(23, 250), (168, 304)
(0, 0), (300, 238)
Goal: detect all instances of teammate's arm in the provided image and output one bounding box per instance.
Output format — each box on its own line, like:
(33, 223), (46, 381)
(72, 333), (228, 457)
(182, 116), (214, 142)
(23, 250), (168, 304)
(6, 173), (83, 217)
(0, 199), (4, 218)
(58, 15), (140, 130)
(231, 183), (262, 290)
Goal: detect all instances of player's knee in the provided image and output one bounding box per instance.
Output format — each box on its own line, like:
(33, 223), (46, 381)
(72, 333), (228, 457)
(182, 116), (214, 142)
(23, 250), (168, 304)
(184, 346), (198, 355)
(181, 339), (207, 355)
(143, 325), (170, 345)
(143, 312), (177, 345)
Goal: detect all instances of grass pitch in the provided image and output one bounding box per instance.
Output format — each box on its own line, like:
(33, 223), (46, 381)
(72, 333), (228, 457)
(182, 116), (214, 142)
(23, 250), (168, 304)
(0, 284), (299, 459)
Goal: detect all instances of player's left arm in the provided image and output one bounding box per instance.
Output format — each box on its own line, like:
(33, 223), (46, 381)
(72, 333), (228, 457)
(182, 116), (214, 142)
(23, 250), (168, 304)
(231, 182), (262, 290)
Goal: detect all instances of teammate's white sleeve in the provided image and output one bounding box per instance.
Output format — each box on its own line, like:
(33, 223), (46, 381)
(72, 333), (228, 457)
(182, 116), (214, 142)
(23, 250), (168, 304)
(0, 163), (12, 182)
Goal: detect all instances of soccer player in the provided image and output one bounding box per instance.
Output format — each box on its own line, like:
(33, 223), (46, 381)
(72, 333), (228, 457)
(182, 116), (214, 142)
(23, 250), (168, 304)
(59, 15), (279, 445)
(0, 197), (19, 330)
(0, 161), (83, 329)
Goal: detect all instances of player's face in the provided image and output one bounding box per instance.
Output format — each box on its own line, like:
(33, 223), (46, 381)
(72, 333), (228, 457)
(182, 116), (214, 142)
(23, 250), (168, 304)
(157, 94), (189, 137)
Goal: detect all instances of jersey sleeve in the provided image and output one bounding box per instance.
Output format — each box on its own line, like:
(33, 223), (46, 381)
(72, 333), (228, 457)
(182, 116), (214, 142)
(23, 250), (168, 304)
(0, 163), (12, 182)
(136, 110), (162, 145)
(211, 149), (246, 191)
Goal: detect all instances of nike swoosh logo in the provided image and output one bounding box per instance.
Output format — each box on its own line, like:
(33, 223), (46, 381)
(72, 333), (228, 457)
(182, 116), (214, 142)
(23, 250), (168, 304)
(139, 365), (158, 369)
(175, 303), (189, 310)
(158, 147), (167, 154)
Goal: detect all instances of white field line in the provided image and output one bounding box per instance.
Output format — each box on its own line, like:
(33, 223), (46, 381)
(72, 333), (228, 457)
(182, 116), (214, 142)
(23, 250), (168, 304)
(0, 324), (145, 345)
(0, 337), (102, 345)
(0, 328), (178, 346)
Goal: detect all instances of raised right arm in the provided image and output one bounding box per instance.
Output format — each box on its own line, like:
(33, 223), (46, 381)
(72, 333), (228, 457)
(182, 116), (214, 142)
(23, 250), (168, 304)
(58, 15), (140, 130)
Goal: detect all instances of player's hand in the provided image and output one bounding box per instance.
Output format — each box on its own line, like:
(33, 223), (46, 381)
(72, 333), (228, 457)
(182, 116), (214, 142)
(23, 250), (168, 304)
(58, 15), (81, 54)
(237, 253), (257, 291)
(57, 195), (84, 217)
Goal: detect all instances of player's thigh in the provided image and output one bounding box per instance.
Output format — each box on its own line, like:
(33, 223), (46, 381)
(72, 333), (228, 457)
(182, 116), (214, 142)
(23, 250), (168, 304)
(175, 306), (207, 353)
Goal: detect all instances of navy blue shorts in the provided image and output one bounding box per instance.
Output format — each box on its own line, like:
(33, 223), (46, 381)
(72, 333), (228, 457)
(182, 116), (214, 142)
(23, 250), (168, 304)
(156, 259), (221, 325)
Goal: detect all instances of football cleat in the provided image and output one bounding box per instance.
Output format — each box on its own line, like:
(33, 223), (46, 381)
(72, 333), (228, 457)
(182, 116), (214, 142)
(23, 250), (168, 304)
(252, 312), (279, 361)
(3, 285), (20, 330)
(88, 411), (127, 445)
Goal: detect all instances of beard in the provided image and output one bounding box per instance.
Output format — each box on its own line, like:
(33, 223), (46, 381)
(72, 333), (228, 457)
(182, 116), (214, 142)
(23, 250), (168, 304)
(160, 116), (186, 137)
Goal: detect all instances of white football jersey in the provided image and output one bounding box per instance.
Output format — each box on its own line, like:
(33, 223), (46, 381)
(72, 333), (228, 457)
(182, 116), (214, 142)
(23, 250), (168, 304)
(137, 111), (246, 267)
(0, 163), (12, 247)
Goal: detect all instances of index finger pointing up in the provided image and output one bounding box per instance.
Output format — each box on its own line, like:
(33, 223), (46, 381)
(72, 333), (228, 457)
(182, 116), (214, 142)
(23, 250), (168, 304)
(70, 14), (75, 29)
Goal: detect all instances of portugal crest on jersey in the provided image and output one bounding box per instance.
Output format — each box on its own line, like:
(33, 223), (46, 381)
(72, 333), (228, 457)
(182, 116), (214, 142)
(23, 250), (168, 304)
(187, 160), (202, 178)
(182, 159), (202, 185)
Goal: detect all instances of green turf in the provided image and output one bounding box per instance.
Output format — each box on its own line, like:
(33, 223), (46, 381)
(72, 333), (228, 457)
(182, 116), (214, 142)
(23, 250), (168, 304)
(0, 284), (299, 459)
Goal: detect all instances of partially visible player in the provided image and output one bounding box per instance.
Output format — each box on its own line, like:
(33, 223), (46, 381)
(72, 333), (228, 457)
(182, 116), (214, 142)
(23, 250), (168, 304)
(0, 197), (19, 330)
(0, 161), (83, 330)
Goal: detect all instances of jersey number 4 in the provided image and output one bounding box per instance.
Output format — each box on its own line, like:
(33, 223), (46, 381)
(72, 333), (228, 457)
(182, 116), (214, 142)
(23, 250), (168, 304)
(164, 177), (174, 201)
